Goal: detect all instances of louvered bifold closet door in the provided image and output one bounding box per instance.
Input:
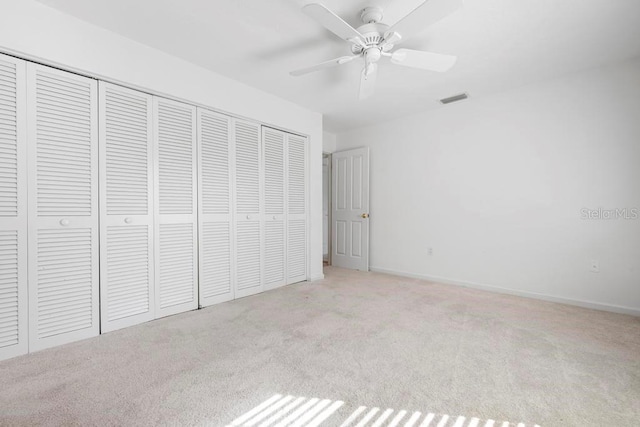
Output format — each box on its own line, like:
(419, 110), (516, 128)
(99, 83), (154, 332)
(262, 127), (286, 290)
(154, 98), (198, 318)
(0, 54), (27, 361)
(198, 109), (234, 307)
(234, 120), (263, 298)
(26, 64), (99, 351)
(287, 134), (308, 284)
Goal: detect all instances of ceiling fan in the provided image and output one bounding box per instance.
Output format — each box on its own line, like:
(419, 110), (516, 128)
(290, 0), (463, 100)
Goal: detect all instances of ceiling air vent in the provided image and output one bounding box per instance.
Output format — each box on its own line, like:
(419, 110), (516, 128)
(439, 93), (469, 105)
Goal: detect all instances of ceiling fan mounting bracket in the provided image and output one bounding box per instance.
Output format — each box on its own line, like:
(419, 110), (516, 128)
(360, 6), (384, 24)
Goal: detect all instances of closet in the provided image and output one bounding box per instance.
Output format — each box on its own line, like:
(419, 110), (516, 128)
(287, 133), (308, 284)
(0, 51), (309, 361)
(234, 120), (263, 298)
(0, 54), (28, 360)
(198, 119), (309, 305)
(100, 84), (199, 331)
(0, 56), (102, 356)
(263, 127), (286, 290)
(27, 63), (100, 351)
(152, 98), (198, 319)
(197, 110), (234, 307)
(99, 83), (154, 332)
(263, 127), (309, 288)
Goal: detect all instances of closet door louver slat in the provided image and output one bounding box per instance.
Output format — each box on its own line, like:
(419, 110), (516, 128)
(154, 98), (198, 318)
(234, 120), (263, 297)
(287, 219), (307, 280)
(99, 83), (155, 332)
(262, 127), (286, 290)
(0, 52), (27, 362)
(287, 134), (307, 284)
(198, 109), (234, 306)
(27, 64), (99, 350)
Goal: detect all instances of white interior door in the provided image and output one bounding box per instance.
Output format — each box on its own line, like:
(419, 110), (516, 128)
(0, 53), (28, 361)
(287, 134), (308, 284)
(262, 127), (286, 290)
(234, 119), (263, 298)
(27, 63), (99, 350)
(153, 97), (198, 318)
(198, 108), (235, 307)
(99, 82), (155, 333)
(332, 147), (370, 271)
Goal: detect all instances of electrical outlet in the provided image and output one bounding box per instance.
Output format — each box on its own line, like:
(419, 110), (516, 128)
(590, 260), (599, 273)
(427, 247), (433, 256)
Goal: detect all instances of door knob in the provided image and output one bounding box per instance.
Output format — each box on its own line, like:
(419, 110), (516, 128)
(59, 219), (70, 226)
(361, 213), (369, 219)
(124, 217), (132, 224)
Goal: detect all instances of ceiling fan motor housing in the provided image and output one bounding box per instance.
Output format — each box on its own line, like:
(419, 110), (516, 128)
(351, 22), (391, 54)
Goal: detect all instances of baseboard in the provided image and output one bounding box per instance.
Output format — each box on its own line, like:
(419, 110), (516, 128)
(308, 273), (325, 281)
(370, 267), (640, 317)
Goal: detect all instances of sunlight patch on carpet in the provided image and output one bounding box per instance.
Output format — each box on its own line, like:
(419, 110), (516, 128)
(226, 394), (541, 427)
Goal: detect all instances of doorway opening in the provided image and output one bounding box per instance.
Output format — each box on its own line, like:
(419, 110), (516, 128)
(322, 152), (331, 266)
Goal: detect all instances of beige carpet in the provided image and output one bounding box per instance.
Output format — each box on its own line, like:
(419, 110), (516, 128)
(0, 267), (638, 426)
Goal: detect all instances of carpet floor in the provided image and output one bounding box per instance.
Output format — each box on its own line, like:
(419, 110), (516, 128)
(0, 267), (639, 426)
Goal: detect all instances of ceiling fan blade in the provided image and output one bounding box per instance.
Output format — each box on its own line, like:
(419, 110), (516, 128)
(289, 55), (358, 76)
(388, 0), (463, 41)
(303, 3), (366, 46)
(391, 48), (457, 72)
(359, 63), (378, 100)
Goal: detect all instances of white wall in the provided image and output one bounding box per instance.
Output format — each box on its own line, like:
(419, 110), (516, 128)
(336, 57), (640, 315)
(0, 0), (324, 280)
(323, 131), (337, 153)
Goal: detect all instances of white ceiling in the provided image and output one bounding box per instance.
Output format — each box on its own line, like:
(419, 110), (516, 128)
(37, 0), (640, 133)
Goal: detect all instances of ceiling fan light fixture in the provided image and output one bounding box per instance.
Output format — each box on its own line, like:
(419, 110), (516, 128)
(364, 47), (382, 63)
(439, 92), (469, 105)
(364, 62), (377, 77)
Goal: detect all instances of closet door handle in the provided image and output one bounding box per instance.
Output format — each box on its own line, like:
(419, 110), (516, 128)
(59, 219), (70, 226)
(124, 217), (132, 224)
